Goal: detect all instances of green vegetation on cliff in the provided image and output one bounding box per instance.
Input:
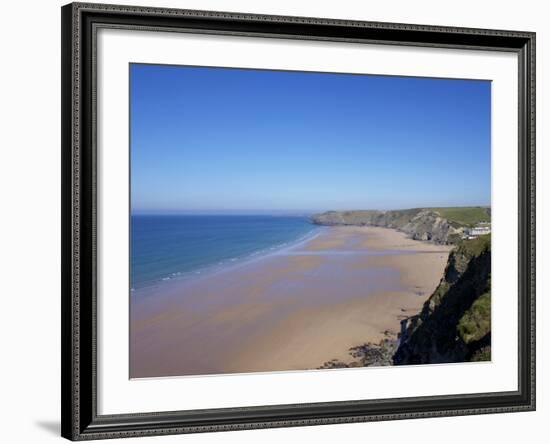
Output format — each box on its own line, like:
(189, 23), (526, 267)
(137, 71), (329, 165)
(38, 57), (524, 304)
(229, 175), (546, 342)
(312, 207), (490, 245)
(393, 234), (491, 365)
(428, 207), (490, 227)
(458, 290), (491, 344)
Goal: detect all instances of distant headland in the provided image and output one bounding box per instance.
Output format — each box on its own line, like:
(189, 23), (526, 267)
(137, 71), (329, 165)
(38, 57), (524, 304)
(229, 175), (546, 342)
(312, 206), (491, 245)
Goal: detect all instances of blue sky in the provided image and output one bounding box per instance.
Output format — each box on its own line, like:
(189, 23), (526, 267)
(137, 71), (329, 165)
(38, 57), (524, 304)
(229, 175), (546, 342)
(130, 64), (491, 213)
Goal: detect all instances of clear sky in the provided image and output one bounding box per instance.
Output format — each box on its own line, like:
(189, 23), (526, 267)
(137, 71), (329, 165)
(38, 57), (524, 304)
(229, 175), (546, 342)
(130, 63), (491, 214)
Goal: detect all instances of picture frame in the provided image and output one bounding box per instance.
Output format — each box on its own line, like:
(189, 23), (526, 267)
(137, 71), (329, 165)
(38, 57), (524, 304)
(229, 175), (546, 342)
(61, 2), (536, 440)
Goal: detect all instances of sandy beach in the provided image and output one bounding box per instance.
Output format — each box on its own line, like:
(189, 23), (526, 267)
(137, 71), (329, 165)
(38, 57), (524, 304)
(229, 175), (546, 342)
(130, 226), (451, 378)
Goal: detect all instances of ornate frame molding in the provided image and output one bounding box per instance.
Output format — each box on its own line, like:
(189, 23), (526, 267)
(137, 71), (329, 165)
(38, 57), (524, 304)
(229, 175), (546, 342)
(61, 2), (535, 440)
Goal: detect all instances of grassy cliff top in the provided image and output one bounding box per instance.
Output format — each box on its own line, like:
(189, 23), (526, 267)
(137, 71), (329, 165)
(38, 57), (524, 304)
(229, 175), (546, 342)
(314, 207), (491, 228)
(455, 233), (491, 257)
(429, 207), (491, 227)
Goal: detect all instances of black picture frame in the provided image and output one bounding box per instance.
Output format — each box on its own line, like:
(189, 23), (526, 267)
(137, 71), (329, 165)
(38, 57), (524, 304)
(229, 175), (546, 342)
(61, 2), (536, 440)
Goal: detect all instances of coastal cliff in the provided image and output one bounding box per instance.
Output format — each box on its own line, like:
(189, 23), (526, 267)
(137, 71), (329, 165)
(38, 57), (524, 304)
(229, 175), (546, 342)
(393, 234), (491, 364)
(312, 207), (490, 244)
(311, 207), (492, 367)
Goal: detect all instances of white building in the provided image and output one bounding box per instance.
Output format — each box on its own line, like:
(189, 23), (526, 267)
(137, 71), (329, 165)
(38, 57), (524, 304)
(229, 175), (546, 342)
(463, 223), (491, 239)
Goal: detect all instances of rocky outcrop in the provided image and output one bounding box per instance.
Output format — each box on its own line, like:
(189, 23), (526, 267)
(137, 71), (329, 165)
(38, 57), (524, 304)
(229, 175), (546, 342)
(393, 235), (491, 365)
(312, 209), (463, 244)
(318, 331), (398, 369)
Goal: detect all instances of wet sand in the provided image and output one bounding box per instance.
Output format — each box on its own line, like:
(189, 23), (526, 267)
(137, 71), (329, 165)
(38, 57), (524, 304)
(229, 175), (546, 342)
(130, 226), (451, 378)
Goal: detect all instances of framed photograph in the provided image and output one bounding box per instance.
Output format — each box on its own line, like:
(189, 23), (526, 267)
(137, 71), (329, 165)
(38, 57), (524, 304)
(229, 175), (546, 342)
(61, 2), (536, 440)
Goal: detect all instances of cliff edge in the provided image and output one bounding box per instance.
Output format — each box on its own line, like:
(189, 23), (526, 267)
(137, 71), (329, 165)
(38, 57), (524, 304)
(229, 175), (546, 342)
(311, 207), (490, 244)
(393, 234), (491, 364)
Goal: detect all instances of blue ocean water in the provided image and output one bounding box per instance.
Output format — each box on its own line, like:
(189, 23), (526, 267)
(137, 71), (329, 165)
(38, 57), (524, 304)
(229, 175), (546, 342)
(131, 215), (319, 289)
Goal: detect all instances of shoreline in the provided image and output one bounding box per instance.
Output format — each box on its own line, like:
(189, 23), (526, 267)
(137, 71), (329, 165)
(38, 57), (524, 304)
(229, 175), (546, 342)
(130, 225), (451, 378)
(131, 223), (326, 295)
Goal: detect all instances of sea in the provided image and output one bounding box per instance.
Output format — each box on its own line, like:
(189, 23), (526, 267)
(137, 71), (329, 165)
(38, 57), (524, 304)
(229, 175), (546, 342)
(131, 214), (321, 290)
